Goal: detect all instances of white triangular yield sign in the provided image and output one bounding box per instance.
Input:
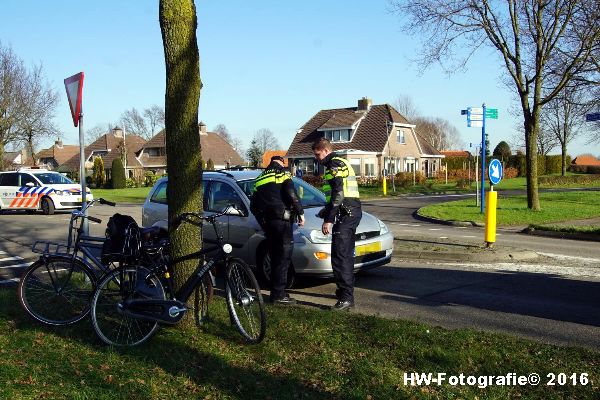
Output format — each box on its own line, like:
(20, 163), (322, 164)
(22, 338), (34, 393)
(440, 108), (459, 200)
(64, 72), (84, 127)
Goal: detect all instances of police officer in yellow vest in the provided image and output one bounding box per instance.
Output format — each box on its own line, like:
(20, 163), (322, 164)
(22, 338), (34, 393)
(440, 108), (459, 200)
(250, 155), (304, 305)
(312, 138), (362, 311)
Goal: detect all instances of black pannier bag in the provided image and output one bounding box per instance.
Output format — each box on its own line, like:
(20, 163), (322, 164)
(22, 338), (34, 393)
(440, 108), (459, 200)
(101, 213), (141, 264)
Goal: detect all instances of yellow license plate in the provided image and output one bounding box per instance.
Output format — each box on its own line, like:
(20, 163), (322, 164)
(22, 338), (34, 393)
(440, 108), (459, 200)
(355, 242), (381, 257)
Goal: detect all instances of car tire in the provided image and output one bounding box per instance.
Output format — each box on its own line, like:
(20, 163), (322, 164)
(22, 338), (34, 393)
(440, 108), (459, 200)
(41, 197), (55, 215)
(259, 247), (295, 289)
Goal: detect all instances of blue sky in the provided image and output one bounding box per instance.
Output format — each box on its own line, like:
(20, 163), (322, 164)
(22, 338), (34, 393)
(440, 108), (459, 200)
(2, 0), (597, 157)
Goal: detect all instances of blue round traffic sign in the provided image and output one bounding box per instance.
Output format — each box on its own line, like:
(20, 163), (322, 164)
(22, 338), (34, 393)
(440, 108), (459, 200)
(488, 159), (503, 185)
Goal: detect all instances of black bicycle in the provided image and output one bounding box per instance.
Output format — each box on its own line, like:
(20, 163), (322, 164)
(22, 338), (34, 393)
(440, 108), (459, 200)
(17, 198), (117, 326)
(90, 207), (266, 346)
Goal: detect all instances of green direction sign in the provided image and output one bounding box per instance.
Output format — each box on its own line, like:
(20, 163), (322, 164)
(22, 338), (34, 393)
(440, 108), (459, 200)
(485, 108), (498, 119)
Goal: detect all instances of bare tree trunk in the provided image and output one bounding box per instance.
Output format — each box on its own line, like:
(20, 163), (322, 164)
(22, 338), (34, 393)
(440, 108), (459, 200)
(561, 142), (568, 177)
(159, 0), (203, 327)
(524, 114), (540, 211)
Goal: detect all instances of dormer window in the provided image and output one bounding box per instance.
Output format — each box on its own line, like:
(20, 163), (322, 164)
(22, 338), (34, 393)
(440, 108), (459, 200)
(324, 129), (352, 142)
(396, 129), (405, 144)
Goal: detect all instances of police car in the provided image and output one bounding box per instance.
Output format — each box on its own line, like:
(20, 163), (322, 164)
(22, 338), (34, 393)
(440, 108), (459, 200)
(0, 168), (92, 215)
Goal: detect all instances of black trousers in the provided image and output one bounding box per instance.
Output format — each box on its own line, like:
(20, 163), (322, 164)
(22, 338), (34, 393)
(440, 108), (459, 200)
(331, 208), (362, 302)
(264, 218), (293, 300)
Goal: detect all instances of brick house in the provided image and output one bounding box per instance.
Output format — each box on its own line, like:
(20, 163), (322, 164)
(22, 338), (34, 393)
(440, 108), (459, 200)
(60, 127), (147, 179)
(136, 122), (244, 174)
(36, 139), (80, 170)
(286, 97), (444, 178)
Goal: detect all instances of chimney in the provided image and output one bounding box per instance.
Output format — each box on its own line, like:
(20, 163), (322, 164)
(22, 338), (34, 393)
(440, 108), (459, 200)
(358, 97), (372, 111)
(112, 126), (124, 138)
(199, 121), (207, 135)
(55, 139), (63, 148)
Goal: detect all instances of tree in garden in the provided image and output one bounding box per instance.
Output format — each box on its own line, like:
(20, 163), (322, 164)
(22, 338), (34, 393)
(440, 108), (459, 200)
(493, 141), (512, 162)
(246, 139), (262, 167)
(206, 158), (214, 170)
(389, 0), (600, 210)
(92, 156), (106, 188)
(111, 158), (126, 189)
(160, 0), (203, 306)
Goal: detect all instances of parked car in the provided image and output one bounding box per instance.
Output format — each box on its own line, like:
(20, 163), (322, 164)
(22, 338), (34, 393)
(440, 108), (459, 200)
(142, 170), (393, 284)
(0, 168), (92, 215)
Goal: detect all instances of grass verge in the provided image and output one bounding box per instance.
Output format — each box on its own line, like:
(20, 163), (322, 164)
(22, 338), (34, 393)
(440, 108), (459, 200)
(418, 191), (600, 226)
(90, 187), (152, 204)
(1, 288), (598, 399)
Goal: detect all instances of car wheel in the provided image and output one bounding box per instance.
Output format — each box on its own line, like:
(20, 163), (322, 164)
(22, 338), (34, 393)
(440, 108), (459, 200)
(260, 249), (295, 289)
(41, 197), (55, 215)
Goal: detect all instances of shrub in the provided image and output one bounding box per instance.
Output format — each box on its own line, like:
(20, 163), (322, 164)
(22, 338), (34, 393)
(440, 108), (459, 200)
(568, 165), (600, 174)
(92, 156), (106, 188)
(301, 174), (323, 187)
(538, 174), (600, 186)
(111, 158), (126, 189)
(144, 171), (160, 187)
(125, 178), (138, 188)
(396, 171), (426, 186)
(504, 167), (519, 179)
(206, 159), (215, 170)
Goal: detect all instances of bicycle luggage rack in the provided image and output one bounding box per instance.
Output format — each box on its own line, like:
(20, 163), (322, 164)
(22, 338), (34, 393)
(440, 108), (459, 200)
(31, 240), (72, 256)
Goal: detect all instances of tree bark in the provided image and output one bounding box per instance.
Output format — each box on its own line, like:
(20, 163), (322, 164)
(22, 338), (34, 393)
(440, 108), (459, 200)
(524, 114), (541, 211)
(561, 143), (568, 176)
(159, 0), (203, 326)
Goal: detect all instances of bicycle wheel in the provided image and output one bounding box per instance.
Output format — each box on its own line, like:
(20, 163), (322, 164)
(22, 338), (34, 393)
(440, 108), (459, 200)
(194, 273), (214, 327)
(225, 259), (266, 344)
(18, 256), (96, 326)
(91, 266), (165, 346)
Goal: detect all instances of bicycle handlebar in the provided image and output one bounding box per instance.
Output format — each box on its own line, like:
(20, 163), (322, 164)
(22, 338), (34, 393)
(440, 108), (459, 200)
(171, 206), (234, 230)
(98, 198), (116, 207)
(88, 216), (103, 224)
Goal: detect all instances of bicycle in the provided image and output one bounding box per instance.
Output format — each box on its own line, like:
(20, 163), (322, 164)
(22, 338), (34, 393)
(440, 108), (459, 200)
(90, 207), (266, 346)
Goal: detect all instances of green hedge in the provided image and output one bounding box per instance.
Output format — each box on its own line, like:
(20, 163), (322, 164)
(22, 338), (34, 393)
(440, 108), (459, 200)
(506, 154), (572, 176)
(111, 158), (126, 189)
(538, 174), (600, 186)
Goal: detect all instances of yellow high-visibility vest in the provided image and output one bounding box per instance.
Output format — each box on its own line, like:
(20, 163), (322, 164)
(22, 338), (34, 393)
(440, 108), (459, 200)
(322, 157), (359, 202)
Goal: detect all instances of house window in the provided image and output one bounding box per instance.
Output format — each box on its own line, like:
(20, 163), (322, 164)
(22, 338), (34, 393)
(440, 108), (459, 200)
(147, 148), (160, 156)
(396, 129), (405, 144)
(322, 129), (351, 142)
(298, 159), (312, 173)
(364, 159), (376, 177)
(350, 158), (361, 176)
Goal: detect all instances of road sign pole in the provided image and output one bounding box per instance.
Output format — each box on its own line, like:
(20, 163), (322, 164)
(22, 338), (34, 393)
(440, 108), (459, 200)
(481, 103), (486, 214)
(78, 112), (89, 236)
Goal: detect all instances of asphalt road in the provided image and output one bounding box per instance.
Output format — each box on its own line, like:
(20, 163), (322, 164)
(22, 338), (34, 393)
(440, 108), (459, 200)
(1, 197), (599, 349)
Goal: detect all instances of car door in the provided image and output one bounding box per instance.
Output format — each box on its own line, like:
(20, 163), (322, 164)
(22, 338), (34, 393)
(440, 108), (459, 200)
(18, 173), (41, 209)
(0, 173), (20, 209)
(205, 180), (252, 260)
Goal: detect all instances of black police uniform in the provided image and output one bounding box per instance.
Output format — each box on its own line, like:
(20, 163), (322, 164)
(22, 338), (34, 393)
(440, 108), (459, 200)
(250, 160), (304, 301)
(319, 152), (362, 306)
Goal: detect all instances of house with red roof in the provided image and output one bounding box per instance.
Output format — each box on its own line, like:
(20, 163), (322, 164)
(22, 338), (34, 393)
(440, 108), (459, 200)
(59, 127), (147, 179)
(572, 154), (600, 166)
(136, 122), (244, 174)
(286, 97), (444, 178)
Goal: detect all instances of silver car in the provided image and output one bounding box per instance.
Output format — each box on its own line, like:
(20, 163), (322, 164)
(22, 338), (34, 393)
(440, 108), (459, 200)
(142, 170), (393, 284)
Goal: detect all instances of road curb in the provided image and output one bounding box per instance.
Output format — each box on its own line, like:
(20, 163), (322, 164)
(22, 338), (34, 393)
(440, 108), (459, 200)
(522, 228), (600, 242)
(392, 237), (538, 262)
(413, 210), (479, 227)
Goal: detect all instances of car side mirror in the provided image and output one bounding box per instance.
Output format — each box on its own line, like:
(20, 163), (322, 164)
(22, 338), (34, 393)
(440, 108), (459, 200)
(25, 182), (35, 187)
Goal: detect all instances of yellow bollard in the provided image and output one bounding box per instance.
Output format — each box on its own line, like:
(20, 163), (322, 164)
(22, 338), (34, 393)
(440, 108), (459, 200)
(383, 175), (387, 196)
(484, 189), (498, 246)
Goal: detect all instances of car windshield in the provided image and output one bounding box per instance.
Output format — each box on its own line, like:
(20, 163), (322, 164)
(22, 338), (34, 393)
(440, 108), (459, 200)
(237, 177), (326, 208)
(34, 172), (74, 185)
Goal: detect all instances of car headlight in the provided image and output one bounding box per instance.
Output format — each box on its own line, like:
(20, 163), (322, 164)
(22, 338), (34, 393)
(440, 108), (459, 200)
(308, 229), (332, 244)
(378, 219), (389, 235)
(54, 190), (63, 196)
